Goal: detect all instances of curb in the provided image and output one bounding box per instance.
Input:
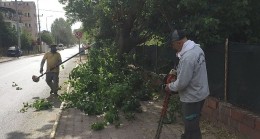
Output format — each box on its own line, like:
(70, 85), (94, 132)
(0, 53), (44, 63)
(0, 59), (15, 63)
(50, 82), (71, 139)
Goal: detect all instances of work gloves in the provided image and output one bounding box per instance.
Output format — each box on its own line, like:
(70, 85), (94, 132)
(164, 84), (178, 94)
(163, 69), (178, 94)
(40, 68), (43, 74)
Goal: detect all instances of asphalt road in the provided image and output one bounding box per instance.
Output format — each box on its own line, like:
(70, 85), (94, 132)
(0, 47), (80, 139)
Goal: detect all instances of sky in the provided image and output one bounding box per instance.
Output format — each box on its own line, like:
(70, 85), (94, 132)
(5, 0), (81, 31)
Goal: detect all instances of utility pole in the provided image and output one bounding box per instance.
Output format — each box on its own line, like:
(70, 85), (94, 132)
(15, 0), (21, 49)
(46, 15), (52, 32)
(37, 0), (41, 52)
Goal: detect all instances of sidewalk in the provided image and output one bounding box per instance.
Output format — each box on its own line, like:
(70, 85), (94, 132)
(0, 56), (17, 63)
(52, 100), (184, 139)
(0, 53), (43, 63)
(52, 98), (230, 139)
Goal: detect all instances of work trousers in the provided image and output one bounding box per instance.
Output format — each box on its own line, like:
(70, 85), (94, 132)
(46, 72), (59, 94)
(181, 99), (205, 139)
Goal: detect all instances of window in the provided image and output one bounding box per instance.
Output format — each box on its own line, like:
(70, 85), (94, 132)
(29, 24), (31, 27)
(28, 13), (30, 17)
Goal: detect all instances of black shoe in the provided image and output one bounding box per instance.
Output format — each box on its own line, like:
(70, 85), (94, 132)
(50, 90), (53, 94)
(53, 93), (59, 97)
(53, 91), (58, 95)
(181, 134), (186, 139)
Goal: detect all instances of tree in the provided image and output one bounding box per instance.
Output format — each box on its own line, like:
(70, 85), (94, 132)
(20, 30), (33, 50)
(247, 0), (260, 43)
(41, 31), (54, 45)
(51, 18), (74, 45)
(0, 13), (17, 48)
(59, 0), (170, 55)
(59, 0), (260, 53)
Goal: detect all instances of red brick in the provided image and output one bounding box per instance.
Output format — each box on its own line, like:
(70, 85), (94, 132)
(202, 105), (213, 115)
(255, 117), (260, 131)
(219, 113), (230, 125)
(229, 118), (240, 131)
(251, 130), (260, 139)
(220, 106), (231, 116)
(242, 114), (256, 128)
(207, 97), (219, 109)
(210, 110), (219, 121)
(231, 108), (247, 122)
(239, 123), (260, 139)
(239, 123), (253, 135)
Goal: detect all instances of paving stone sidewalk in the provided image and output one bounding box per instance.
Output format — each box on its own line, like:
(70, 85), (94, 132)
(53, 100), (183, 139)
(52, 98), (232, 139)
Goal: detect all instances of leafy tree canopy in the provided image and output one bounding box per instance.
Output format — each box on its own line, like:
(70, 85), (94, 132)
(0, 13), (17, 48)
(41, 31), (54, 45)
(21, 30), (33, 50)
(51, 18), (74, 45)
(59, 0), (260, 53)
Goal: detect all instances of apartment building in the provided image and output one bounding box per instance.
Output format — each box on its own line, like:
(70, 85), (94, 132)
(0, 0), (38, 40)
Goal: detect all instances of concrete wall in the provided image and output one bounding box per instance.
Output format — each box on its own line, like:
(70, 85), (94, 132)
(41, 44), (50, 53)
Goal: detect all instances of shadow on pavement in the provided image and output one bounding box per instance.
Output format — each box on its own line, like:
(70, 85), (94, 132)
(6, 132), (31, 139)
(46, 95), (62, 108)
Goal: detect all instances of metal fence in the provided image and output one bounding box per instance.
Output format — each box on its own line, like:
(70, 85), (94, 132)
(135, 42), (260, 114)
(227, 42), (260, 114)
(135, 45), (179, 74)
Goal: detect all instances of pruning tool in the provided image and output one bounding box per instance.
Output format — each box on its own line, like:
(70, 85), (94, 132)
(155, 69), (177, 139)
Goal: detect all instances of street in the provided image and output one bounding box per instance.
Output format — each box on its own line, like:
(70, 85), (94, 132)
(0, 47), (79, 139)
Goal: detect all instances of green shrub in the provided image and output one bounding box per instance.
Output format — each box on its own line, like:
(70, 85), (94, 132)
(91, 122), (105, 131)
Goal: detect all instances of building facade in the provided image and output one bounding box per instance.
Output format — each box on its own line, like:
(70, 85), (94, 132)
(1, 0), (38, 40)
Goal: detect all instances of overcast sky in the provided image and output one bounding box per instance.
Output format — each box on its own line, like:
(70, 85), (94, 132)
(6, 0), (81, 31)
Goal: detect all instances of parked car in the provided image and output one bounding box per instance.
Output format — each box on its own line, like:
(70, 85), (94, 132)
(7, 46), (23, 57)
(57, 43), (64, 50)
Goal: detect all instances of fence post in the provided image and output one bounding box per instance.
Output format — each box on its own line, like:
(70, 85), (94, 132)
(224, 38), (229, 102)
(155, 43), (158, 73)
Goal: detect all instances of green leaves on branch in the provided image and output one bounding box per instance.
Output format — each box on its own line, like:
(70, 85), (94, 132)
(20, 99), (52, 113)
(60, 45), (151, 129)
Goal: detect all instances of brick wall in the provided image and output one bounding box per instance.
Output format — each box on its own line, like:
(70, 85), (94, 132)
(202, 97), (260, 139)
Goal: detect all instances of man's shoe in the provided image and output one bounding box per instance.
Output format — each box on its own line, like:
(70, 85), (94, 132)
(53, 93), (59, 97)
(53, 91), (58, 95)
(181, 134), (186, 139)
(50, 90), (53, 94)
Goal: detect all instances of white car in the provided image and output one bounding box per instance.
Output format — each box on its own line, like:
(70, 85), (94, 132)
(57, 44), (64, 50)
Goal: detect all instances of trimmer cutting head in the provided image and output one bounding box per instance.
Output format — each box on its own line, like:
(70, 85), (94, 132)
(32, 75), (40, 82)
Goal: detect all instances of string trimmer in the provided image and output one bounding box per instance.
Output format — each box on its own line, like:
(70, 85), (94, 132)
(32, 46), (89, 82)
(155, 69), (177, 139)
